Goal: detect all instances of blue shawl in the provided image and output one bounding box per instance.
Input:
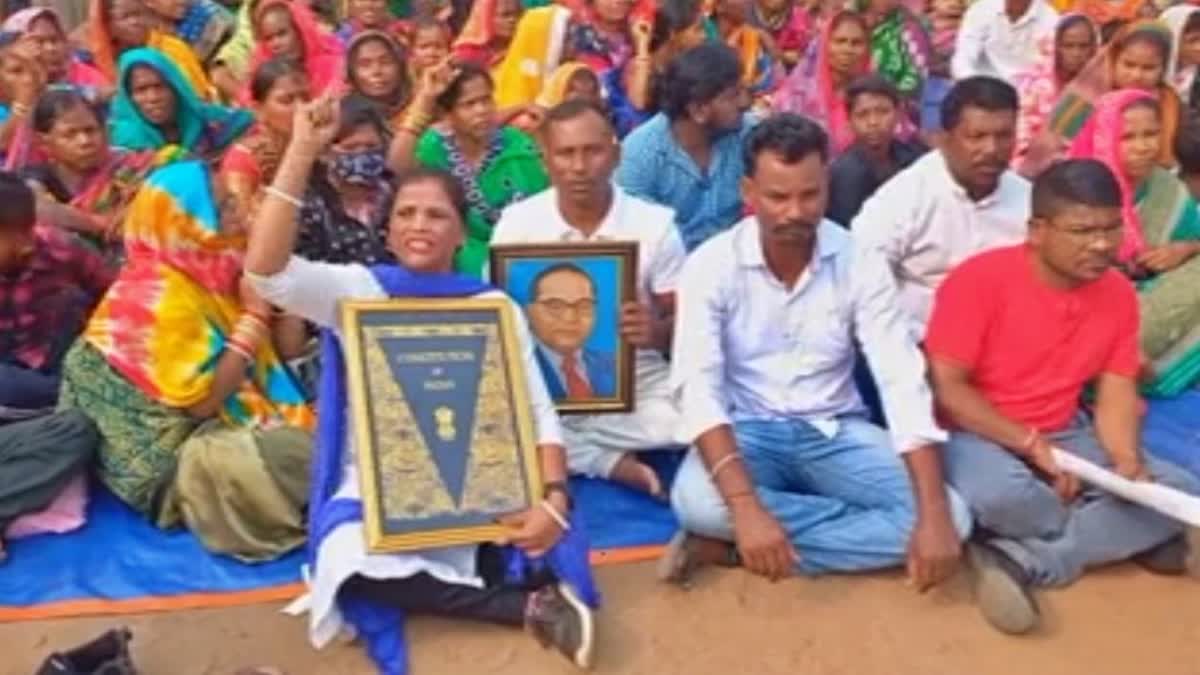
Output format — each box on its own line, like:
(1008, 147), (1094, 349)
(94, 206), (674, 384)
(310, 264), (600, 675)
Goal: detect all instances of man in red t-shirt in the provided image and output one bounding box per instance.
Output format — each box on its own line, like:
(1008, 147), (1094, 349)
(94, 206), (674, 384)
(925, 159), (1200, 636)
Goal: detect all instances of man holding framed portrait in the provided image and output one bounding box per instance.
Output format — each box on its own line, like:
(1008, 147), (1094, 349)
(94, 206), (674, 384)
(490, 99), (688, 498)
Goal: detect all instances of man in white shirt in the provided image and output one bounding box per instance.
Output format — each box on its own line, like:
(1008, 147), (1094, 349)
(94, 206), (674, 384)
(492, 100), (687, 497)
(951, 0), (1058, 83)
(851, 76), (1031, 338)
(661, 114), (971, 588)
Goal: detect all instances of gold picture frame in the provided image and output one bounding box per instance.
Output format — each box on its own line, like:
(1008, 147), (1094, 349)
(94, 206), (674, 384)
(340, 297), (544, 553)
(489, 241), (638, 415)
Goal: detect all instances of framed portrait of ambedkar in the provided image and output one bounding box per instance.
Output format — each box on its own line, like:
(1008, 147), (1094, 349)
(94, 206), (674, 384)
(489, 241), (638, 415)
(340, 298), (544, 553)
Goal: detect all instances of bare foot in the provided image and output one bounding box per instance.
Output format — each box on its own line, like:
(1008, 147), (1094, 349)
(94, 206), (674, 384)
(657, 531), (739, 587)
(610, 454), (662, 498)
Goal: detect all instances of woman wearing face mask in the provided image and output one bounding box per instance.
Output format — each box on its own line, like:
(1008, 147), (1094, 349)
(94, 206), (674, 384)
(294, 96), (396, 265)
(408, 62), (549, 277)
(1022, 20), (1180, 177)
(1013, 14), (1100, 168)
(222, 57), (312, 228)
(1162, 5), (1200, 111)
(108, 47), (252, 156)
(86, 0), (216, 99)
(240, 0), (344, 105)
(772, 11), (881, 155)
(345, 30), (411, 129)
(1065, 89), (1200, 399)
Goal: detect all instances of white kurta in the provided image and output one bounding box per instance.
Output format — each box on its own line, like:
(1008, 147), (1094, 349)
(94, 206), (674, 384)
(249, 256), (563, 649)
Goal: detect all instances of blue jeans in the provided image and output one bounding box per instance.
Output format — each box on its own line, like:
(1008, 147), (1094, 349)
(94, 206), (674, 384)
(670, 417), (973, 575)
(943, 415), (1200, 587)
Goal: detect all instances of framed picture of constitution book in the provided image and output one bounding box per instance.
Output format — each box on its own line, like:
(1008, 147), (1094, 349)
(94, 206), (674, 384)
(489, 241), (638, 415)
(340, 298), (544, 553)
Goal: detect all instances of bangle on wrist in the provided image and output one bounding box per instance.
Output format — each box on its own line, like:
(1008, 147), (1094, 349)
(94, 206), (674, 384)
(263, 185), (303, 208)
(543, 480), (573, 511)
(539, 499), (570, 531)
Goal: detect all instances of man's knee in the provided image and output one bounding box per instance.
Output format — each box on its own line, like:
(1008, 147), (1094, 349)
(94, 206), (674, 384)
(968, 481), (1068, 539)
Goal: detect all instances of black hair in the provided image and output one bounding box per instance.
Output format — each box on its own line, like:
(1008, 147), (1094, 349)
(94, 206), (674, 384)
(1185, 11), (1200, 36)
(435, 60), (493, 111)
(1175, 112), (1200, 176)
(347, 31), (411, 106)
(658, 43), (742, 121)
(743, 113), (829, 176)
(940, 76), (1018, 131)
(249, 56), (307, 103)
(0, 171), (36, 232)
(1113, 24), (1170, 63)
(1056, 13), (1095, 42)
(392, 166), (469, 225)
(1031, 159), (1122, 220)
(336, 94), (392, 142)
(528, 262), (596, 302)
(541, 98), (613, 136)
(31, 88), (103, 134)
(845, 75), (901, 112)
(650, 0), (703, 52)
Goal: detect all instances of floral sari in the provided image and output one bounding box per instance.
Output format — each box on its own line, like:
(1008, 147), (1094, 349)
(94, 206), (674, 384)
(772, 12), (872, 155)
(1013, 14), (1099, 168)
(1020, 20), (1181, 178)
(1067, 89), (1200, 397)
(109, 48), (252, 155)
(492, 4), (574, 107)
(861, 2), (930, 100)
(415, 125), (549, 276)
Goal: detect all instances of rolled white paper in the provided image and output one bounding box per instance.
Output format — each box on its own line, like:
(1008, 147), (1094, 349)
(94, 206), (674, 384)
(1051, 447), (1200, 527)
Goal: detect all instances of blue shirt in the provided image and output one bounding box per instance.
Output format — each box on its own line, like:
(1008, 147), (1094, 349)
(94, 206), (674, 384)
(617, 113), (755, 251)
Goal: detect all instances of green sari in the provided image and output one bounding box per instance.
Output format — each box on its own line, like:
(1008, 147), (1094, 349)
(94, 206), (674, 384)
(1135, 167), (1200, 397)
(415, 125), (549, 277)
(861, 6), (930, 98)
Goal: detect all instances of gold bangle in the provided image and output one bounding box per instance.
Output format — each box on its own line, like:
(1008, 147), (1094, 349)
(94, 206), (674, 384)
(708, 453), (742, 480)
(539, 499), (571, 532)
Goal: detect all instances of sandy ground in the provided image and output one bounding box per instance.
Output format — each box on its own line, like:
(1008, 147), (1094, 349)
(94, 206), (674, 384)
(4, 560), (1200, 675)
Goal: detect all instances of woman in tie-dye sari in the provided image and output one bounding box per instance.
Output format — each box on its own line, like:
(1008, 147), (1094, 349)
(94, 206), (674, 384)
(58, 160), (316, 562)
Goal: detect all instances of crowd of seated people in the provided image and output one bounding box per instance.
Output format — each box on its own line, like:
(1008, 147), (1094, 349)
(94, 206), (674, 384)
(3, 0), (1200, 671)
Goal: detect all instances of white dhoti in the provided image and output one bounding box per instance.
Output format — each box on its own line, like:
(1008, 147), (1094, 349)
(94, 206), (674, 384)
(562, 360), (684, 478)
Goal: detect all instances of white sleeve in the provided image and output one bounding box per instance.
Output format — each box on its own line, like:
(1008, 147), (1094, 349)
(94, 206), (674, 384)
(246, 256), (384, 329)
(850, 246), (947, 454)
(670, 248), (732, 443)
(951, 4), (988, 80)
(649, 223), (687, 296)
(850, 177), (913, 271)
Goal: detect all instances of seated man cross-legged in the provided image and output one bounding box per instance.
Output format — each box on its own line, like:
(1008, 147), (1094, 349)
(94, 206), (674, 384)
(926, 159), (1200, 636)
(663, 114), (971, 587)
(492, 100), (688, 496)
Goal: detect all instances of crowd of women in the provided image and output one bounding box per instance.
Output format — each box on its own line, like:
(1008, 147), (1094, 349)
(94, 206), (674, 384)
(3, 0), (1200, 670)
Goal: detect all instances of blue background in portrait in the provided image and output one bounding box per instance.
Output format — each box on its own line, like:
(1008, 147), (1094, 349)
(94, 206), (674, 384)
(502, 256), (622, 355)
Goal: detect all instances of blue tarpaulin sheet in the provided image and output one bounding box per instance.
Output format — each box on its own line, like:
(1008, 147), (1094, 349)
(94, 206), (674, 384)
(0, 454), (681, 619)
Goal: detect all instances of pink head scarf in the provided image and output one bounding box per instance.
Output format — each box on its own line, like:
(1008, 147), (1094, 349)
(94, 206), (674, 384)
(1066, 88), (1156, 263)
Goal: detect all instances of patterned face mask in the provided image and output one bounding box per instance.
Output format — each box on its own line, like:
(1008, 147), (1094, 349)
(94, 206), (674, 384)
(329, 148), (387, 186)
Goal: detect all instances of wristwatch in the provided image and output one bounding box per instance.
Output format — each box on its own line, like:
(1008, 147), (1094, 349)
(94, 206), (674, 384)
(543, 481), (573, 511)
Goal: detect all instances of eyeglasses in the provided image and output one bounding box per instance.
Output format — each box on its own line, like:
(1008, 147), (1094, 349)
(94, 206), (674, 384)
(535, 298), (596, 319)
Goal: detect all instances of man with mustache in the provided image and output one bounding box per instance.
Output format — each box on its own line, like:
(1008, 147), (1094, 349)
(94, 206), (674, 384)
(493, 99), (686, 498)
(662, 114), (971, 592)
(617, 43), (754, 252)
(925, 159), (1200, 636)
(851, 76), (1030, 339)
